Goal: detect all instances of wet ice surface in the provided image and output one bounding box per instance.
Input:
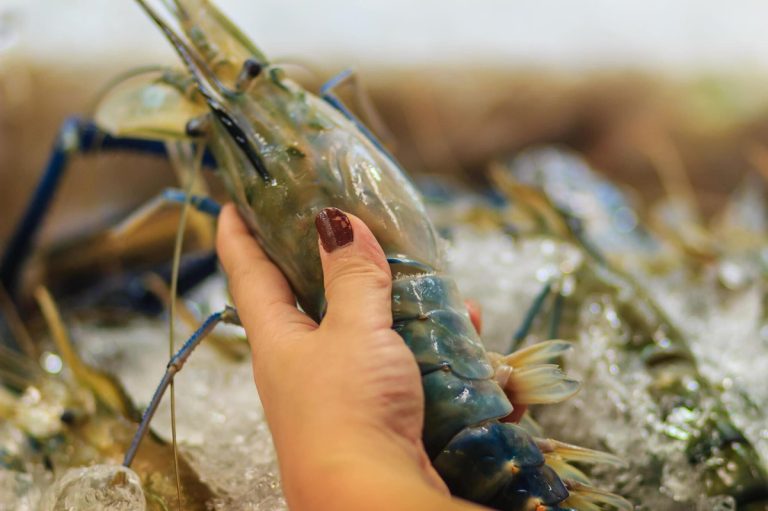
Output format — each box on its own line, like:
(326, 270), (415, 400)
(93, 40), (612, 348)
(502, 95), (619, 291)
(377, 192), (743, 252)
(445, 224), (768, 509)
(73, 275), (287, 511)
(4, 222), (768, 510)
(0, 467), (46, 511)
(52, 226), (582, 511)
(38, 465), (145, 511)
(444, 225), (583, 353)
(644, 268), (768, 467)
(534, 296), (711, 509)
(0, 414), (49, 511)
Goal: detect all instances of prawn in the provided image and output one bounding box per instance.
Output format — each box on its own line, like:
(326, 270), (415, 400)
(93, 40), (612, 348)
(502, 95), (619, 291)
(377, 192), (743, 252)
(3, 3), (630, 509)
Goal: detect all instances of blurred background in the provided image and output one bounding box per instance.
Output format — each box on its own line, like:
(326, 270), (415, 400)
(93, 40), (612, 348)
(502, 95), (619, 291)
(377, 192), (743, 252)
(3, 0), (768, 247)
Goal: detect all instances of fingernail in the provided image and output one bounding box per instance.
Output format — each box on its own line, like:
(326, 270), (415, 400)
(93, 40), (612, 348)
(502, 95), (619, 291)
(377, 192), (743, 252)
(315, 207), (354, 252)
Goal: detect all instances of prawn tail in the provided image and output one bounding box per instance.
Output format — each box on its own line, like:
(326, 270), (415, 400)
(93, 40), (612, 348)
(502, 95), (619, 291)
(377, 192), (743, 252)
(391, 270), (559, 509)
(391, 268), (628, 510)
(435, 421), (568, 509)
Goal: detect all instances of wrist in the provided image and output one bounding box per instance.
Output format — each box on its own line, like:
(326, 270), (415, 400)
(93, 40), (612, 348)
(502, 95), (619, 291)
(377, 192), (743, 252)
(283, 446), (436, 511)
(271, 408), (421, 470)
(281, 444), (486, 511)
(278, 424), (433, 508)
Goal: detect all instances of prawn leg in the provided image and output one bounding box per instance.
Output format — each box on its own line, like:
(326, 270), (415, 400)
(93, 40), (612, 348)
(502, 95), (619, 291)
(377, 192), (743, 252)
(547, 290), (564, 340)
(109, 188), (221, 241)
(320, 68), (396, 161)
(510, 279), (569, 353)
(123, 305), (240, 467)
(0, 117), (216, 296)
(510, 280), (553, 353)
(73, 251), (218, 314)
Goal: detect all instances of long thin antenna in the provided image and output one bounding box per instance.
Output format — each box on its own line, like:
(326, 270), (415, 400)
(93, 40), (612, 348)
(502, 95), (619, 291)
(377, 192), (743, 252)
(134, 0), (225, 101)
(134, 0), (272, 182)
(123, 306), (238, 468)
(166, 141), (205, 510)
(87, 65), (168, 116)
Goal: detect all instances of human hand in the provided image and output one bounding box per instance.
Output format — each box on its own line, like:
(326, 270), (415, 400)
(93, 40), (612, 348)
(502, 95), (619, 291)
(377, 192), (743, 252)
(217, 204), (485, 510)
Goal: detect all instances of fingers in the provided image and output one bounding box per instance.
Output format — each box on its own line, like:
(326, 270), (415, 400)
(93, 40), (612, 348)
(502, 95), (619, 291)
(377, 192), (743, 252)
(217, 204), (316, 340)
(315, 208), (393, 331)
(219, 202), (480, 342)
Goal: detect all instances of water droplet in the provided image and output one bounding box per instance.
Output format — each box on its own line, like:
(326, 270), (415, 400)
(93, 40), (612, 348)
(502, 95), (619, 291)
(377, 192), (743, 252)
(40, 351), (63, 374)
(39, 465), (145, 511)
(21, 386), (41, 405)
(604, 308), (620, 328)
(561, 276), (575, 296)
(540, 240), (555, 255)
(613, 206), (638, 233)
(662, 424), (690, 441)
(685, 379), (699, 392)
(718, 261), (747, 289)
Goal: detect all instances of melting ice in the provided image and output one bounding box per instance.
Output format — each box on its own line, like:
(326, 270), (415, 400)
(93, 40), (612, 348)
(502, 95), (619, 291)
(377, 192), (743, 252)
(2, 207), (768, 510)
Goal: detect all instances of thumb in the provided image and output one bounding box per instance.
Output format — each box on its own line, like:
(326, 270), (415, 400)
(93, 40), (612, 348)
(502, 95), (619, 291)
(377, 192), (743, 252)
(315, 207), (393, 331)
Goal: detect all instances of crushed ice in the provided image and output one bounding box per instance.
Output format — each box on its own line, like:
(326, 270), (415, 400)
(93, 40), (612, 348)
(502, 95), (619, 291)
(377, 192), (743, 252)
(2, 199), (767, 510)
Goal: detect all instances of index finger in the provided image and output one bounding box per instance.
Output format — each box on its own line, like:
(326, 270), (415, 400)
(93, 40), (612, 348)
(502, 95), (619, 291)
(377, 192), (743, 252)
(216, 203), (316, 340)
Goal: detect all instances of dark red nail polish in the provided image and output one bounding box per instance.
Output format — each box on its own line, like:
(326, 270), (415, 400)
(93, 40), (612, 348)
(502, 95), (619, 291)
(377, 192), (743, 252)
(315, 207), (354, 252)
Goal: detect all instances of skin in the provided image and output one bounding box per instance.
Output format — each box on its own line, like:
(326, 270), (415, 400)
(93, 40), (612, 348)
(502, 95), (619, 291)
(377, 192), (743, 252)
(217, 203), (488, 511)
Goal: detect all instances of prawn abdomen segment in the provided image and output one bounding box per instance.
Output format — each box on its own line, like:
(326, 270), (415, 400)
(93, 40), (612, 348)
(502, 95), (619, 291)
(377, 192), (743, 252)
(422, 370), (512, 458)
(393, 275), (493, 380)
(391, 271), (571, 509)
(434, 422), (568, 507)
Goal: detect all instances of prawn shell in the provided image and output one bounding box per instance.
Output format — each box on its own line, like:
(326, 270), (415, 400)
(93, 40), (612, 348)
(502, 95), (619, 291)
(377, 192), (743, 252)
(392, 274), (492, 380)
(422, 369), (512, 458)
(391, 274), (464, 318)
(433, 421), (545, 503)
(394, 308), (493, 379)
(487, 464), (569, 510)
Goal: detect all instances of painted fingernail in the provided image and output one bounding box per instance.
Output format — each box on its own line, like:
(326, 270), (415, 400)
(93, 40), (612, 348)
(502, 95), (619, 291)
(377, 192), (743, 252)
(315, 207), (354, 252)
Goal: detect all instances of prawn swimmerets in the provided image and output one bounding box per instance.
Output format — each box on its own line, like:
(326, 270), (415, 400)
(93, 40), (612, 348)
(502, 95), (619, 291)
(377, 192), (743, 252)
(4, 2), (629, 509)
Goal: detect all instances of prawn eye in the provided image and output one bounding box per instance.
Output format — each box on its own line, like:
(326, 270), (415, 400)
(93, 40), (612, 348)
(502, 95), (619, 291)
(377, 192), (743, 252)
(242, 59), (263, 78)
(185, 115), (210, 138)
(235, 58), (263, 92)
(60, 409), (76, 425)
